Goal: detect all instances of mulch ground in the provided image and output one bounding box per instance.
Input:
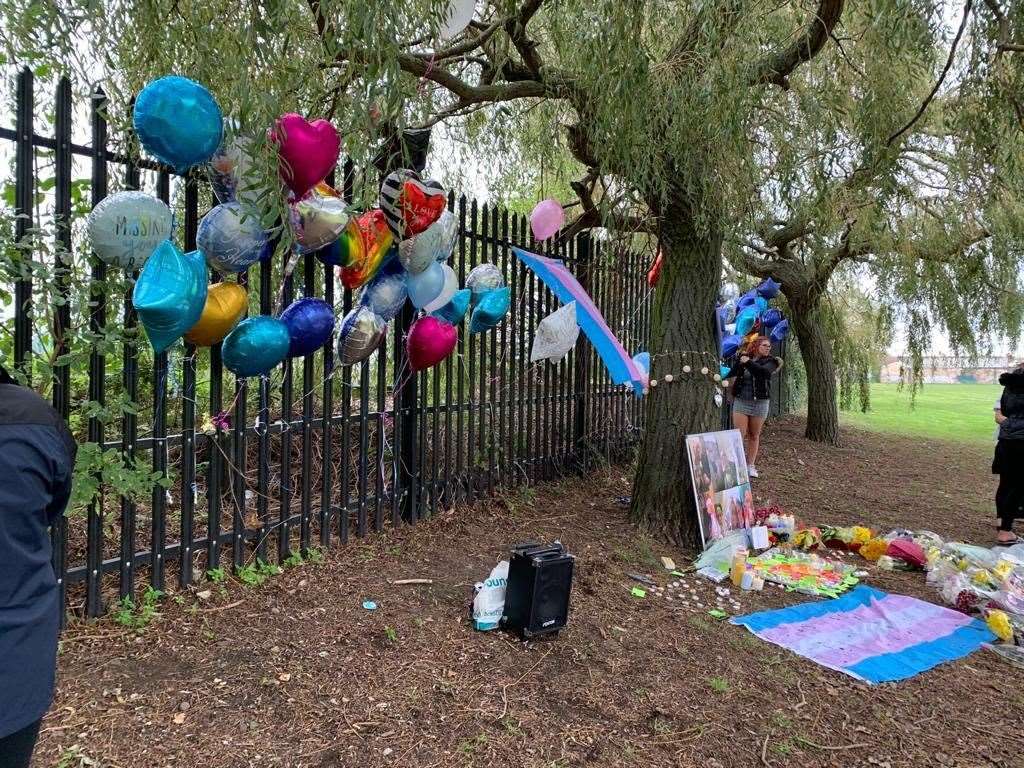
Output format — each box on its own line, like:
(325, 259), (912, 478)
(36, 416), (1024, 768)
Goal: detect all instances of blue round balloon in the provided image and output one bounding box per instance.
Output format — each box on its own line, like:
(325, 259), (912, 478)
(757, 277), (781, 299)
(406, 261), (445, 309)
(197, 202), (270, 274)
(222, 316), (290, 377)
(469, 286), (510, 334)
(760, 308), (783, 329)
(721, 334), (742, 359)
(770, 318), (790, 344)
(360, 259), (408, 321)
(133, 76), (223, 173)
(280, 297), (336, 358)
(132, 241), (208, 353)
(735, 307), (759, 337)
(431, 288), (471, 325)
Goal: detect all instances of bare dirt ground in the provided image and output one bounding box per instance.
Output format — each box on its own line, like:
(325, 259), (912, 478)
(35, 417), (1024, 768)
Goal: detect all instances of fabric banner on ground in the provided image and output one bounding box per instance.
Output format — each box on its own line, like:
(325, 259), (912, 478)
(731, 585), (994, 684)
(513, 247), (645, 396)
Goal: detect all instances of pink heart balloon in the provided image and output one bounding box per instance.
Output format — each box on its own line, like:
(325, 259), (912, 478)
(271, 113), (340, 199)
(407, 316), (457, 371)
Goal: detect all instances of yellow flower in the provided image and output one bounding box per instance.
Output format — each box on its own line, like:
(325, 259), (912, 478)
(860, 538), (889, 562)
(986, 610), (1014, 643)
(851, 526), (872, 545)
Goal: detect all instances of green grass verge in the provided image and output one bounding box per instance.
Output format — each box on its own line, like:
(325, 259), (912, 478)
(839, 383), (1002, 445)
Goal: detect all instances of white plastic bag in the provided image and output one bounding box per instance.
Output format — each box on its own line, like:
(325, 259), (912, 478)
(472, 560), (509, 630)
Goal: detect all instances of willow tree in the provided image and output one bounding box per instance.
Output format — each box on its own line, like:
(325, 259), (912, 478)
(728, 0), (1024, 444)
(6, 0), (1020, 546)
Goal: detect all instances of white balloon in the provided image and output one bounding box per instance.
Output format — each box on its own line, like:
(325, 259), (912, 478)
(423, 264), (458, 314)
(439, 0), (475, 40)
(531, 302), (580, 363)
(87, 191), (173, 269)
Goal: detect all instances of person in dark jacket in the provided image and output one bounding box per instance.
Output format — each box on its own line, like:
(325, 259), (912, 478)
(0, 364), (76, 768)
(725, 335), (783, 478)
(993, 364), (1024, 545)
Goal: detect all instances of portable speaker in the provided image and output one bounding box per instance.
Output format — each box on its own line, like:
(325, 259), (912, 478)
(501, 541), (575, 639)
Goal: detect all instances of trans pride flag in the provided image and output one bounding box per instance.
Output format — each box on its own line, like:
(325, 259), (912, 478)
(514, 248), (646, 396)
(732, 586), (994, 684)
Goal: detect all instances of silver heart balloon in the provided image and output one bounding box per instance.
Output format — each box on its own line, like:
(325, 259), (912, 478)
(435, 209), (459, 262)
(290, 182), (350, 253)
(337, 305), (386, 365)
(399, 217), (444, 274)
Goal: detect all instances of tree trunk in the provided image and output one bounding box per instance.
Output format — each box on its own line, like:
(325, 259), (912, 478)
(629, 206), (723, 551)
(787, 291), (840, 445)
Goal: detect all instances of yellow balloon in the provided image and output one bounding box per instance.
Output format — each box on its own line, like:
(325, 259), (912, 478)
(184, 282), (248, 346)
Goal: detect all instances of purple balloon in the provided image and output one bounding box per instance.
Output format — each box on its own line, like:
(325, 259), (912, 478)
(280, 297), (335, 358)
(757, 277), (781, 299)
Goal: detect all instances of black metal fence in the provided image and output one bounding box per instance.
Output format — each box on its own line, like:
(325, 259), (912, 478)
(2, 69), (651, 620)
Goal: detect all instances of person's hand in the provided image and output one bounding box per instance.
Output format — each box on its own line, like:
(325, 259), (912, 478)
(774, 356), (784, 367)
(739, 355), (750, 364)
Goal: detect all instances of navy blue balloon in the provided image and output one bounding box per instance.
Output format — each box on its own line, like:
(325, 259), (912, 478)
(770, 318), (790, 344)
(360, 258), (408, 321)
(736, 290), (759, 311)
(760, 308), (783, 329)
(133, 76), (223, 173)
(721, 334), (742, 359)
(222, 316), (290, 377)
(432, 288), (471, 325)
(280, 297), (336, 358)
(757, 277), (781, 299)
(469, 286), (510, 334)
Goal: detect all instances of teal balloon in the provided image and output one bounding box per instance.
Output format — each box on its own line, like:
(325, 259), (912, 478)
(406, 261), (445, 309)
(133, 241), (207, 353)
(432, 288), (471, 325)
(222, 316), (290, 377)
(133, 76), (223, 173)
(720, 364), (731, 379)
(469, 287), (510, 334)
(735, 307), (759, 337)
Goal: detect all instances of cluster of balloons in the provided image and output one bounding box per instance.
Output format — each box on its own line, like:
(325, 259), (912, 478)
(91, 74), (514, 380)
(716, 277), (790, 375)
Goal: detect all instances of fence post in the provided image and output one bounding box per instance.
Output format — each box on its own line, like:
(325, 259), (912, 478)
(14, 67), (33, 381)
(572, 233), (592, 471)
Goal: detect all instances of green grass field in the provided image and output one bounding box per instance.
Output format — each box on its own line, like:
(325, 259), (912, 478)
(839, 383), (1002, 445)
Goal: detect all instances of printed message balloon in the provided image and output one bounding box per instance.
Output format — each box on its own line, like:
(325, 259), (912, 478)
(760, 308), (783, 329)
(407, 315), (457, 371)
(87, 191), (172, 268)
(133, 241), (208, 353)
(530, 198), (564, 241)
(271, 113), (340, 199)
(337, 210), (395, 289)
(222, 316), (291, 377)
(360, 259), (408, 322)
(469, 286), (510, 334)
(198, 202), (270, 274)
(466, 262), (503, 305)
(184, 281), (247, 346)
(337, 305), (386, 365)
(380, 169), (446, 239)
(770, 318), (790, 344)
(431, 288), (471, 325)
(423, 264), (458, 314)
(280, 297), (335, 358)
(133, 76), (223, 172)
(399, 216), (444, 274)
(406, 261), (445, 309)
(290, 182), (349, 253)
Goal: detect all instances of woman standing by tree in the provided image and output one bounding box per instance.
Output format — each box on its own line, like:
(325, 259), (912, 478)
(726, 336), (783, 478)
(994, 363), (1024, 545)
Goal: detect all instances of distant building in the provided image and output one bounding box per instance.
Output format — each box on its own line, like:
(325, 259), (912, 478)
(879, 355), (1019, 384)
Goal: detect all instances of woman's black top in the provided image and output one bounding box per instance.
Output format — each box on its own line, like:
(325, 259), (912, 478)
(998, 370), (1024, 441)
(727, 356), (780, 401)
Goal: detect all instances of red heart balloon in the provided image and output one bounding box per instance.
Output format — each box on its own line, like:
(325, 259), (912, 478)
(401, 179), (446, 237)
(407, 316), (457, 371)
(271, 113), (340, 199)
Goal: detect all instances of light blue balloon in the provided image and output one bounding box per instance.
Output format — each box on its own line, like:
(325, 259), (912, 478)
(735, 307), (759, 337)
(222, 316), (291, 378)
(720, 364), (732, 379)
(360, 259), (408, 321)
(132, 241), (208, 354)
(469, 287), (510, 334)
(432, 288), (471, 325)
(632, 351), (650, 375)
(753, 296), (768, 312)
(197, 202), (269, 274)
(133, 76), (223, 173)
(406, 261), (445, 309)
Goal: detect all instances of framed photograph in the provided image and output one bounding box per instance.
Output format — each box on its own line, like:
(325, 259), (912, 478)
(685, 428), (753, 547)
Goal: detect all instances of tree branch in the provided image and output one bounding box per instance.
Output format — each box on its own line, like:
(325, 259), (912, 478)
(505, 0), (547, 77)
(887, 0), (973, 145)
(750, 0), (846, 89)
